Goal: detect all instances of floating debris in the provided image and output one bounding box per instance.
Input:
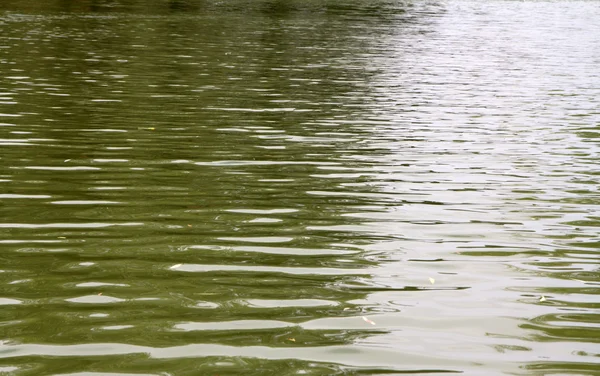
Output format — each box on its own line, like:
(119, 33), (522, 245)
(362, 316), (376, 325)
(287, 338), (296, 342)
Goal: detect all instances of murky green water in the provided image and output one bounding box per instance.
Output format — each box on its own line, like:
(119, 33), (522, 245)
(1, 1), (599, 375)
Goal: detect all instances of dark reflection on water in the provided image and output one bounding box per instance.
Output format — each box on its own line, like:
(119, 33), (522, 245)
(1, 1), (599, 375)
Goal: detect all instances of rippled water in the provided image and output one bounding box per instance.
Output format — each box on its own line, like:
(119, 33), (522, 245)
(1, 1), (599, 375)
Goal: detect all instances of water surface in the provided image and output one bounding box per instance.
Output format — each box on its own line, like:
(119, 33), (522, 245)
(1, 1), (599, 375)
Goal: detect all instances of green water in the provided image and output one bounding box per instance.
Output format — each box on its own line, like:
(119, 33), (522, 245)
(1, 1), (599, 375)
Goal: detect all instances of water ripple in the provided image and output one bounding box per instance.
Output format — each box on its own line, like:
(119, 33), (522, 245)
(0, 1), (598, 375)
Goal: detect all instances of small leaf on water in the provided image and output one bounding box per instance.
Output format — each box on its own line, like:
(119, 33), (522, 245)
(540, 295), (546, 302)
(287, 338), (296, 342)
(362, 316), (376, 325)
(429, 277), (435, 284)
(171, 264), (182, 270)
